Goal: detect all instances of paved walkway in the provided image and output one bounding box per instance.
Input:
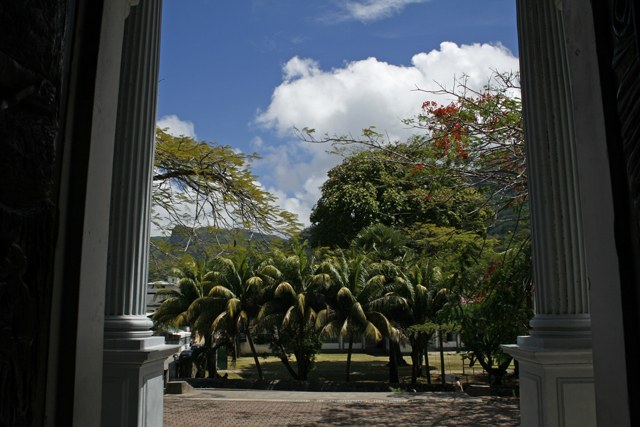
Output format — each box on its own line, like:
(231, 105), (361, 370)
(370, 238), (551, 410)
(164, 389), (520, 426)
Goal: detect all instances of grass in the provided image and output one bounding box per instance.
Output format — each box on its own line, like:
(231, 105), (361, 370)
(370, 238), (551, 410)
(219, 351), (517, 386)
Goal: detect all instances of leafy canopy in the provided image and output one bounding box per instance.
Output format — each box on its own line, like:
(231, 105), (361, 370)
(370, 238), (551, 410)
(152, 128), (301, 250)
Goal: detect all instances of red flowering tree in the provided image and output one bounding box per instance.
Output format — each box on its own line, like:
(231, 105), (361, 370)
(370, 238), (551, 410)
(297, 72), (527, 244)
(406, 72), (525, 213)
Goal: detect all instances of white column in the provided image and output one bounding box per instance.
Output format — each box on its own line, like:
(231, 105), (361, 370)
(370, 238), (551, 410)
(502, 1), (596, 426)
(101, 1), (177, 426)
(103, 0), (159, 340)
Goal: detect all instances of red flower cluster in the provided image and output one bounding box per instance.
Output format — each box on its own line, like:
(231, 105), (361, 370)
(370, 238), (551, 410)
(409, 163), (424, 174)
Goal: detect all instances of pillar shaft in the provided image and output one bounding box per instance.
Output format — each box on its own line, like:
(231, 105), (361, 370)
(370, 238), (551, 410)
(101, 2), (177, 427)
(519, 0), (590, 342)
(503, 1), (596, 425)
(104, 0), (162, 339)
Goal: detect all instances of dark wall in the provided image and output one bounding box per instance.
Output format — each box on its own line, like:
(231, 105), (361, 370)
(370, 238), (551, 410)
(0, 2), (73, 426)
(593, 0), (640, 421)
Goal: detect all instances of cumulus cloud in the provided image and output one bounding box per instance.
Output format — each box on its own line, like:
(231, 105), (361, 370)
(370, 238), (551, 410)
(338, 0), (434, 23)
(252, 42), (520, 227)
(157, 114), (197, 139)
(283, 56), (322, 82)
(255, 42), (519, 143)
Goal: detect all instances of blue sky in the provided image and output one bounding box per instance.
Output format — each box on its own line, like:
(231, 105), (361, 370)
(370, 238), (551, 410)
(156, 0), (520, 230)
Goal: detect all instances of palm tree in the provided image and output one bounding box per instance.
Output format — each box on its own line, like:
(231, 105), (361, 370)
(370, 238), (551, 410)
(400, 259), (449, 384)
(151, 255), (216, 333)
(197, 251), (266, 380)
(185, 294), (228, 377)
(316, 247), (396, 382)
(255, 241), (332, 381)
(151, 255), (224, 378)
(364, 259), (412, 383)
(352, 223), (411, 264)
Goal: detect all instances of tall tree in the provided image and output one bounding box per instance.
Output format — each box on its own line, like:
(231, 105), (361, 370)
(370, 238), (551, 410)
(201, 252), (266, 380)
(453, 242), (533, 385)
(151, 128), (301, 273)
(352, 224), (413, 379)
(401, 260), (449, 384)
(316, 247), (396, 382)
(255, 242), (332, 381)
(151, 255), (216, 333)
(308, 147), (491, 249)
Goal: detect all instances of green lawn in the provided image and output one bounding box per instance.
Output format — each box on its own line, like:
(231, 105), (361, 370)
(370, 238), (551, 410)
(220, 352), (516, 386)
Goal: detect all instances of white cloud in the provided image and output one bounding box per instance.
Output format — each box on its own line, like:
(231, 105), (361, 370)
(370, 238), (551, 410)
(339, 0), (433, 23)
(283, 56), (321, 82)
(252, 42), (520, 227)
(157, 114), (197, 139)
(250, 136), (263, 149)
(250, 139), (342, 227)
(255, 42), (519, 143)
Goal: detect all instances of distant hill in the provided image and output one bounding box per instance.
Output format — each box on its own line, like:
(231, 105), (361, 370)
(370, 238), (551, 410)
(148, 226), (285, 280)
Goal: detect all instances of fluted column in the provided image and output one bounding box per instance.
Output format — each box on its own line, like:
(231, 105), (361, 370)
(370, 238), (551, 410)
(518, 0), (591, 347)
(101, 2), (177, 426)
(103, 0), (162, 339)
(502, 1), (596, 425)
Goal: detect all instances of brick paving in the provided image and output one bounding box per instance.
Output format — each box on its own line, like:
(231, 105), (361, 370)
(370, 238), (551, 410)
(164, 389), (520, 426)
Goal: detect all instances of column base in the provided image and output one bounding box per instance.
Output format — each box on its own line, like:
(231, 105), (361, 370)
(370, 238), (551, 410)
(503, 338), (596, 427)
(102, 336), (179, 427)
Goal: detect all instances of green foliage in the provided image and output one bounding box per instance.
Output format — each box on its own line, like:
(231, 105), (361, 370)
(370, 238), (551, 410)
(309, 147), (492, 248)
(253, 241), (333, 380)
(300, 71), (526, 253)
(149, 226), (285, 280)
(315, 246), (398, 381)
(151, 128), (301, 274)
(453, 241), (533, 384)
(151, 255), (216, 332)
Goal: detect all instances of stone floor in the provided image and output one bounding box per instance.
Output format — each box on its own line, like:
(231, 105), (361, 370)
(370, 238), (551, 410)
(164, 389), (520, 426)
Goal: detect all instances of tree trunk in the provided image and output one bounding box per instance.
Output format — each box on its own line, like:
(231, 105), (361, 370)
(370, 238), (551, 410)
(294, 349), (303, 380)
(410, 347), (419, 384)
(277, 342), (300, 380)
(474, 352), (505, 385)
(490, 356), (513, 385)
(207, 349), (218, 378)
(346, 334), (354, 382)
(389, 341), (399, 383)
(395, 342), (408, 366)
(424, 347), (431, 385)
(246, 328), (264, 380)
(204, 336), (218, 378)
(439, 330), (446, 386)
(297, 322), (306, 380)
(280, 354), (300, 380)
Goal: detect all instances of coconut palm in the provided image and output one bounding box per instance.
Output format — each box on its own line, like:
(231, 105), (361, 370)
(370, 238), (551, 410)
(255, 241), (333, 381)
(150, 255), (226, 377)
(352, 223), (411, 264)
(151, 255), (216, 333)
(185, 291), (230, 378)
(316, 247), (397, 382)
(364, 259), (413, 383)
(400, 259), (449, 384)
(195, 251), (266, 380)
